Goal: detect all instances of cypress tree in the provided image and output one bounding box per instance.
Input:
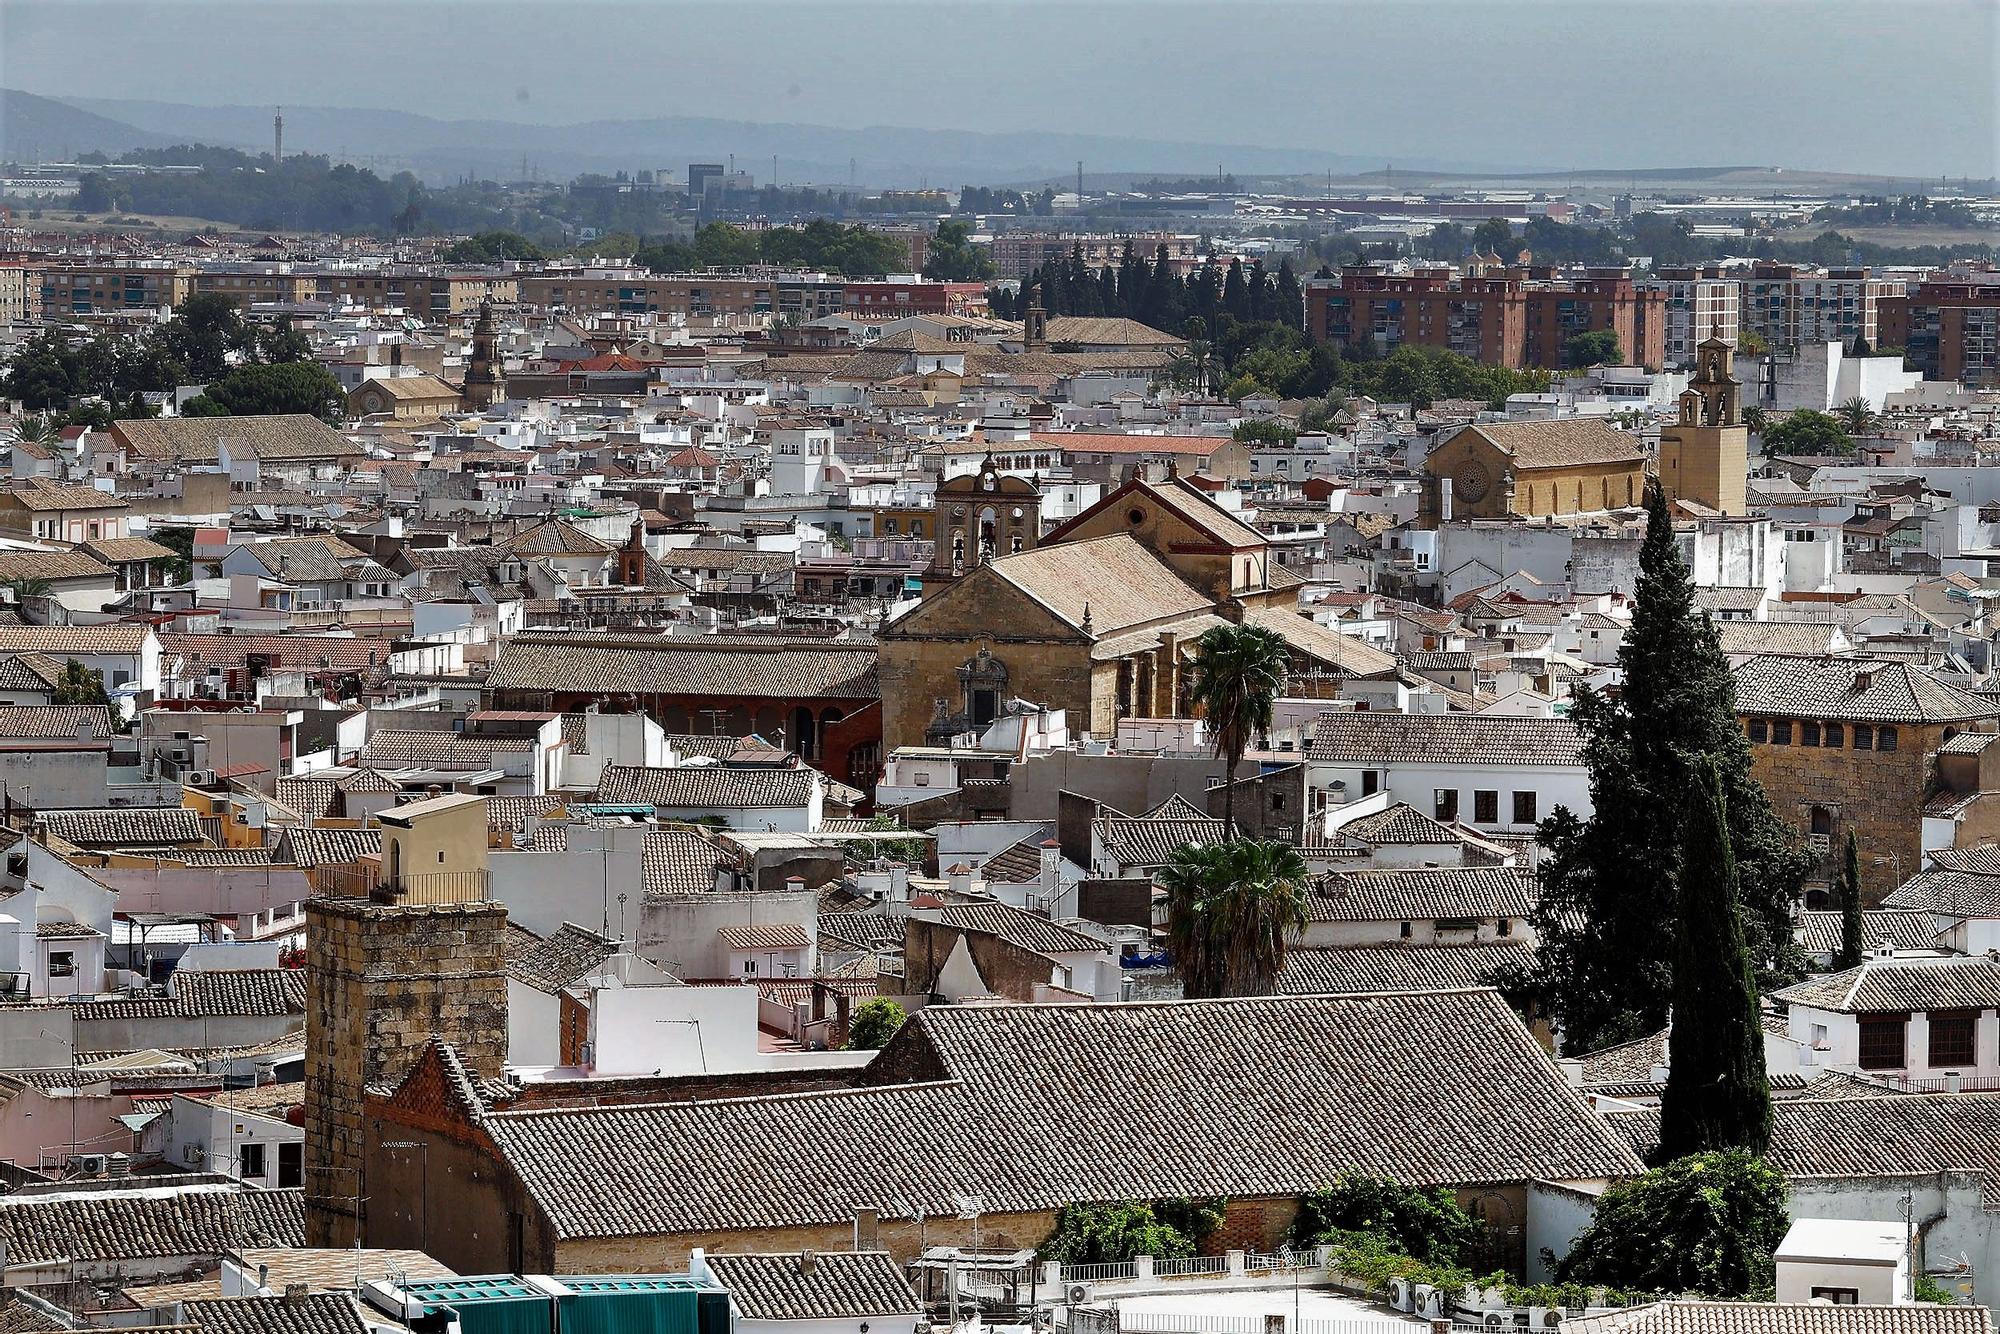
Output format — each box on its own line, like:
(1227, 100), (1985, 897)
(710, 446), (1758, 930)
(1275, 260), (1305, 328)
(1658, 757), (1771, 1160)
(1513, 483), (1809, 1052)
(1147, 246), (1184, 330)
(1223, 258), (1251, 322)
(1835, 832), (1866, 970)
(1118, 240), (1146, 320)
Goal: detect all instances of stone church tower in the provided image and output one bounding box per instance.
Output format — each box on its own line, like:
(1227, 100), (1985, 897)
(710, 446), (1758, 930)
(461, 299), (505, 410)
(923, 454), (1042, 593)
(1659, 328), (1748, 515)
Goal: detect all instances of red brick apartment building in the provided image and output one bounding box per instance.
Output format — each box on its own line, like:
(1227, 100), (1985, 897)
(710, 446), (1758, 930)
(1880, 272), (2000, 385)
(1304, 263), (1666, 371)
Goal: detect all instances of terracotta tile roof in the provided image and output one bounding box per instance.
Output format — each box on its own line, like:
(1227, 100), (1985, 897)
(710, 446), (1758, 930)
(982, 535), (1212, 637)
(718, 922), (812, 951)
(111, 415), (350, 464)
(1041, 316), (1185, 347)
(703, 1252), (919, 1321)
(161, 634), (385, 675)
(1276, 942), (1533, 994)
(39, 806), (204, 848)
(489, 635), (878, 701)
(1564, 1303), (1990, 1334)
(1444, 420), (1645, 470)
(0, 705), (114, 739)
(929, 901), (1105, 955)
(473, 989), (1641, 1240)
(1734, 655), (2000, 724)
(1311, 867), (1536, 923)
(1309, 711), (1586, 766)
(0, 550), (114, 581)
(508, 923), (619, 995)
(1795, 909), (1943, 955)
(1773, 955), (2000, 1013)
(276, 826), (380, 869)
(597, 765), (816, 811)
(1093, 793), (1228, 866)
(819, 912), (903, 952)
(1927, 845), (2000, 875)
(181, 1295), (368, 1334)
(0, 1184), (304, 1264)
(0, 653), (62, 692)
(0, 481), (127, 512)
(1028, 431), (1225, 457)
(0, 624), (152, 654)
(1335, 803), (1465, 846)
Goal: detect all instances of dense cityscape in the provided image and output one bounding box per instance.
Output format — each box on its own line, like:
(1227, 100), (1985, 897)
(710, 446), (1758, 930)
(0, 6), (1996, 1334)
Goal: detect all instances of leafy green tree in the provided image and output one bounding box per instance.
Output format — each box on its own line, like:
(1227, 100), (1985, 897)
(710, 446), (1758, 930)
(1835, 832), (1866, 971)
(1232, 418), (1297, 445)
(256, 325), (314, 365)
(1762, 409), (1854, 457)
(1158, 839), (1310, 999)
(1039, 1202), (1197, 1263)
(1565, 328), (1625, 367)
(1511, 485), (1806, 1052)
(1290, 1174), (1483, 1264)
(1471, 217), (1515, 256)
(161, 292), (254, 382)
(1835, 395), (1878, 436)
(1658, 758), (1772, 1160)
(1742, 405), (1768, 435)
(1188, 622), (1289, 833)
(844, 997), (906, 1050)
(1555, 1153), (1789, 1297)
(922, 221), (994, 281)
(52, 658), (111, 709)
(2, 329), (88, 410)
(443, 231), (545, 263)
(182, 361), (345, 423)
(76, 173), (115, 213)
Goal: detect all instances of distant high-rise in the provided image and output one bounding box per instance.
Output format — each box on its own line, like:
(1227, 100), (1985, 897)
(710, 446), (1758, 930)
(687, 162), (723, 202)
(274, 107), (284, 164)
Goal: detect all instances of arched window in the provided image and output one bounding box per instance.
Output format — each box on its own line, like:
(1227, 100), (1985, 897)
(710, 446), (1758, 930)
(1810, 805), (1835, 836)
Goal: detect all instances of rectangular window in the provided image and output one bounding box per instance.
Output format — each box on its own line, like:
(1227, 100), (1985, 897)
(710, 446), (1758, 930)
(1513, 791), (1538, 825)
(1928, 1010), (1977, 1067)
(239, 1143), (266, 1178)
(278, 1141), (303, 1188)
(1474, 790), (1498, 823)
(1434, 789), (1459, 821)
(1857, 1013), (1907, 1069)
(1772, 720), (1793, 745)
(1878, 726), (1898, 752)
(1748, 719), (1768, 743)
(1361, 770), (1379, 797)
(1854, 725), (1874, 751)
(1825, 722), (1844, 747)
(1811, 1290), (1859, 1306)
(1802, 721), (1820, 747)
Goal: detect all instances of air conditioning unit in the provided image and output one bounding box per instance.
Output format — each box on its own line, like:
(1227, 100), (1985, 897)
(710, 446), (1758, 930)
(1065, 1284), (1092, 1306)
(1531, 1308), (1565, 1329)
(75, 1154), (107, 1176)
(1388, 1279), (1415, 1313)
(1481, 1314), (1506, 1328)
(1416, 1287), (1446, 1321)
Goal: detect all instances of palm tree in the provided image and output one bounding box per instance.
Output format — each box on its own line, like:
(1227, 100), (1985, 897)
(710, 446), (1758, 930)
(1187, 622), (1290, 833)
(1, 578), (52, 609)
(1836, 396), (1878, 437)
(13, 415), (51, 446)
(1159, 839), (1312, 998)
(1742, 405), (1768, 436)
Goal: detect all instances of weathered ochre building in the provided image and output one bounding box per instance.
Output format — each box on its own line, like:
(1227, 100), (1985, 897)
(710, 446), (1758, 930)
(878, 473), (1395, 748)
(1658, 332), (1749, 515)
(1420, 420), (1646, 525)
(1734, 655), (2000, 903)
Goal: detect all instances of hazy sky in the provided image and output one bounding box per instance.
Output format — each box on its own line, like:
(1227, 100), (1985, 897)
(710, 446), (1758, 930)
(3, 0), (1995, 177)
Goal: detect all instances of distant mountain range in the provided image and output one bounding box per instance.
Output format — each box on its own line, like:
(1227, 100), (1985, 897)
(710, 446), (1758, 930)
(4, 88), (1508, 188)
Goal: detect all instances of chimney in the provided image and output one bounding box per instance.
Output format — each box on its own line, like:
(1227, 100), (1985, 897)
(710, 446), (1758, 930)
(257, 1264), (270, 1293)
(798, 1250), (817, 1277)
(1947, 1070), (1965, 1094)
(785, 875), (806, 897)
(1040, 838), (1062, 897)
(946, 863), (973, 896)
(284, 1284), (310, 1306)
(854, 1207), (880, 1252)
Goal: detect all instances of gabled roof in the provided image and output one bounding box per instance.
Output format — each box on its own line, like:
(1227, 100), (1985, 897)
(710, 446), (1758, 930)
(597, 765), (817, 811)
(1276, 943), (1532, 994)
(182, 1294), (370, 1334)
(508, 923), (618, 995)
(1042, 473), (1267, 551)
(488, 635), (878, 701)
(467, 989), (1639, 1241)
(0, 1184), (303, 1263)
(982, 535), (1212, 638)
(1565, 1303), (1989, 1334)
(1772, 955), (2000, 1013)
(1733, 655), (2000, 724)
(1795, 909), (1943, 955)
(110, 415), (349, 464)
(1311, 867), (1536, 923)
(1437, 419), (1645, 470)
(1308, 711), (1587, 766)
(928, 900), (1105, 955)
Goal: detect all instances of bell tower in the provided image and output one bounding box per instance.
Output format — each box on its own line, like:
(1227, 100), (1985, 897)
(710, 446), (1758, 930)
(1022, 283), (1048, 352)
(462, 299), (504, 410)
(1658, 326), (1747, 515)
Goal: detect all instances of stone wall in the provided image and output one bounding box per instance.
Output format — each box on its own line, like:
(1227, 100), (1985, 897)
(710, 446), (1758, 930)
(304, 897), (509, 1247)
(1743, 718), (1950, 902)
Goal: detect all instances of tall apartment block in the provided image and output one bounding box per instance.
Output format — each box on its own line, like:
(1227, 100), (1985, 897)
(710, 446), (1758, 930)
(1740, 262), (1903, 351)
(1879, 272), (2000, 385)
(1639, 265), (1740, 367)
(1304, 263), (1666, 371)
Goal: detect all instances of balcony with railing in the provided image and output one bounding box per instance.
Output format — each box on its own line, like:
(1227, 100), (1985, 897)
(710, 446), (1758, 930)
(319, 863), (490, 906)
